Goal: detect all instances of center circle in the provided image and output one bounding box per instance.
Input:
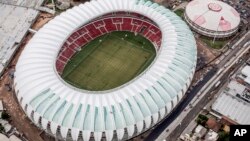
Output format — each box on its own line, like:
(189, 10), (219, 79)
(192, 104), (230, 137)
(208, 3), (222, 12)
(56, 12), (160, 91)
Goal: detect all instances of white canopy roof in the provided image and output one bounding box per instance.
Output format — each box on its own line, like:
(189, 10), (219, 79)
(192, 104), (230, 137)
(185, 0), (240, 32)
(14, 0), (197, 140)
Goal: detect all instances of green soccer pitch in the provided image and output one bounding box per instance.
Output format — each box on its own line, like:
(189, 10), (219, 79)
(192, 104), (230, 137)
(62, 31), (156, 91)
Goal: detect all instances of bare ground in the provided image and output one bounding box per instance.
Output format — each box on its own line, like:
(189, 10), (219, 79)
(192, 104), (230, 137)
(0, 34), (44, 141)
(33, 13), (54, 30)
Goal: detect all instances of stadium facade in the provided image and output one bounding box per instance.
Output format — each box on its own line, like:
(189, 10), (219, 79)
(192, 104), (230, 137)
(14, 0), (197, 140)
(184, 0), (240, 38)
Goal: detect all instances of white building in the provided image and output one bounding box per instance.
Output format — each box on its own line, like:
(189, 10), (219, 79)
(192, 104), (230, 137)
(184, 0), (240, 38)
(212, 81), (250, 124)
(240, 65), (250, 85)
(205, 130), (218, 141)
(194, 125), (207, 138)
(181, 134), (198, 141)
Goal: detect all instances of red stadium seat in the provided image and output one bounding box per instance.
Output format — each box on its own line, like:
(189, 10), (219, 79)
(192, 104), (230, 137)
(103, 19), (116, 31)
(140, 22), (150, 35)
(157, 41), (161, 49)
(69, 32), (80, 41)
(58, 55), (68, 63)
(77, 27), (87, 35)
(56, 14), (162, 74)
(62, 48), (75, 59)
(84, 34), (92, 41)
(134, 25), (141, 33)
(112, 18), (123, 24)
(68, 43), (78, 50)
(132, 19), (142, 25)
(63, 42), (69, 47)
(93, 20), (105, 28)
(122, 18), (132, 31)
(149, 26), (158, 34)
(56, 60), (65, 74)
(74, 37), (87, 47)
(67, 37), (74, 43)
(86, 24), (102, 38)
(99, 26), (108, 34)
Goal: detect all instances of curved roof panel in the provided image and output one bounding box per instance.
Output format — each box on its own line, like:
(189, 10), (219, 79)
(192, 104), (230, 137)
(14, 0), (196, 140)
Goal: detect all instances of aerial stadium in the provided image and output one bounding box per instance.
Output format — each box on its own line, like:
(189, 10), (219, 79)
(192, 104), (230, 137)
(14, 0), (197, 140)
(184, 0), (240, 38)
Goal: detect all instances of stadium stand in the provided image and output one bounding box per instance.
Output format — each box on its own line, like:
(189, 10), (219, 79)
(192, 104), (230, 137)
(15, 0), (197, 140)
(56, 12), (162, 74)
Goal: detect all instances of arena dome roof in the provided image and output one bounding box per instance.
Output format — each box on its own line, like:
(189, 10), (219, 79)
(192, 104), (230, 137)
(185, 0), (240, 38)
(14, 0), (196, 140)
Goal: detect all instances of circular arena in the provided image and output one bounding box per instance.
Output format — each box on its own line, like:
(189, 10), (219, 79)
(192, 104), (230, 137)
(14, 0), (197, 141)
(184, 0), (240, 38)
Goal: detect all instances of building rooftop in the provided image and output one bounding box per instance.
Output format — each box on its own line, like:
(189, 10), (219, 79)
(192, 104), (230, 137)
(212, 81), (250, 124)
(185, 0), (240, 32)
(0, 119), (12, 133)
(204, 130), (218, 141)
(194, 125), (207, 137)
(0, 0), (45, 8)
(241, 65), (250, 84)
(9, 135), (22, 141)
(0, 1), (44, 75)
(0, 133), (9, 141)
(206, 118), (220, 132)
(226, 80), (245, 96)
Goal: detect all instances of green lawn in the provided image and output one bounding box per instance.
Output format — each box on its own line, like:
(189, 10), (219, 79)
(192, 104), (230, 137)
(174, 9), (185, 18)
(201, 38), (228, 49)
(62, 31), (156, 91)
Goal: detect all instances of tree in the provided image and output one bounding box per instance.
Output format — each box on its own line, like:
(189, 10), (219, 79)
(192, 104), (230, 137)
(218, 131), (229, 141)
(196, 114), (208, 126)
(1, 111), (10, 120)
(198, 114), (208, 121)
(0, 123), (5, 133)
